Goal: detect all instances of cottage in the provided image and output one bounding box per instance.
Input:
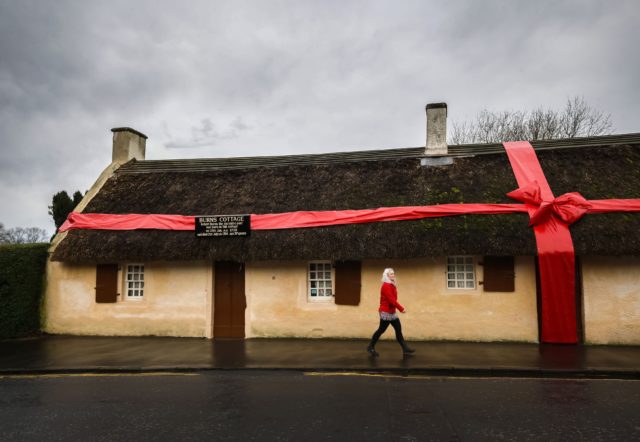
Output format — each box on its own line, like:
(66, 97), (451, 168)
(45, 104), (640, 344)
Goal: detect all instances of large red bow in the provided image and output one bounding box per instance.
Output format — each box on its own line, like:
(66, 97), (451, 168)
(503, 141), (580, 343)
(507, 181), (591, 226)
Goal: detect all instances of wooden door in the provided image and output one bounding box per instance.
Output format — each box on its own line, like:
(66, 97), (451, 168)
(214, 261), (246, 338)
(96, 264), (119, 303)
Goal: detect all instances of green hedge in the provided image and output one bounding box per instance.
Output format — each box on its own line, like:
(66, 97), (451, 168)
(0, 243), (49, 339)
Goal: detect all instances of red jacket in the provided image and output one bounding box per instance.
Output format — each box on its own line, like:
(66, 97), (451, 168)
(379, 282), (405, 314)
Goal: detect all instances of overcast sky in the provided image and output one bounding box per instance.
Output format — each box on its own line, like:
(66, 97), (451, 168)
(1, 0), (638, 235)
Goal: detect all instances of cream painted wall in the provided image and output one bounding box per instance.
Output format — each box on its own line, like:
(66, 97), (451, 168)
(44, 260), (211, 337)
(44, 256), (538, 341)
(582, 256), (640, 344)
(245, 257), (539, 342)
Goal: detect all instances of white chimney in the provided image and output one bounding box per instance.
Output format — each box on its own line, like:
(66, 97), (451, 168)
(111, 127), (147, 163)
(425, 103), (447, 156)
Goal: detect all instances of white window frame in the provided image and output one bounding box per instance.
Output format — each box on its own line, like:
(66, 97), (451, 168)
(446, 256), (476, 290)
(124, 263), (145, 300)
(307, 261), (334, 303)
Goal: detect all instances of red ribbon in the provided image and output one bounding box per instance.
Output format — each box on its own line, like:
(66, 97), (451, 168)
(503, 142), (580, 343)
(506, 182), (591, 226)
(60, 204), (528, 232)
(502, 142), (640, 343)
(60, 213), (196, 232)
(59, 142), (640, 344)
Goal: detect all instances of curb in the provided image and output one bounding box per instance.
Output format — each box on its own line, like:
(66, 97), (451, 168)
(1, 366), (638, 380)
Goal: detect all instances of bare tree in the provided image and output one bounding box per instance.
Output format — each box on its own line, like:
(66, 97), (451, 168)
(0, 223), (8, 244)
(0, 225), (48, 244)
(450, 96), (613, 144)
(4, 228), (24, 244)
(22, 227), (49, 243)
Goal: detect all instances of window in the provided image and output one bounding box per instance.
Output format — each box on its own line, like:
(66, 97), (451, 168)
(126, 264), (145, 299)
(308, 261), (333, 302)
(447, 256), (476, 289)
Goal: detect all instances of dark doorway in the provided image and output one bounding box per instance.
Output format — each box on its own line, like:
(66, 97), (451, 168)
(575, 256), (585, 344)
(214, 261), (246, 339)
(534, 257), (584, 344)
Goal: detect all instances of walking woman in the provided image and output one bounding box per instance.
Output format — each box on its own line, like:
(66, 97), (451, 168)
(367, 268), (415, 356)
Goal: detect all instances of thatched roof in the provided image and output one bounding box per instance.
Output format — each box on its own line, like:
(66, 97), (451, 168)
(52, 133), (640, 262)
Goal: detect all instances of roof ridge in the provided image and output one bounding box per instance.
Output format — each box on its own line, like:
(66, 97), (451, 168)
(116, 132), (640, 174)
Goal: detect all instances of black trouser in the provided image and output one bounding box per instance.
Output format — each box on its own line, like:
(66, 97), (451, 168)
(369, 318), (408, 349)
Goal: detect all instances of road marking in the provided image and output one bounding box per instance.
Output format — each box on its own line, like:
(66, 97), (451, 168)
(0, 372), (199, 379)
(305, 372), (422, 379)
(304, 372), (640, 381)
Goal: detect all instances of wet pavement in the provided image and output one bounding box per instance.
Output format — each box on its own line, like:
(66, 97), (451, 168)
(0, 335), (639, 378)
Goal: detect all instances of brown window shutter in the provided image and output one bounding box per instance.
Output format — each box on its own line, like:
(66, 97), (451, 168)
(482, 256), (515, 292)
(334, 261), (361, 306)
(96, 264), (119, 303)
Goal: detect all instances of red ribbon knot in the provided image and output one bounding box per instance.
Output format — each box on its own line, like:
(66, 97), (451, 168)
(507, 181), (591, 226)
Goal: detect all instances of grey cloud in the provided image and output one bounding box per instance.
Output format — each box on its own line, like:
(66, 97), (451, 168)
(0, 0), (639, 233)
(164, 117), (252, 149)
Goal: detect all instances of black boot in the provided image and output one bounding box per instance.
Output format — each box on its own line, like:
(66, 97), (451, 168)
(368, 326), (384, 358)
(399, 338), (415, 354)
(402, 345), (415, 354)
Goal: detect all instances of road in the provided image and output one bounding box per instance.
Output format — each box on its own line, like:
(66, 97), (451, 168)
(1, 371), (638, 441)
